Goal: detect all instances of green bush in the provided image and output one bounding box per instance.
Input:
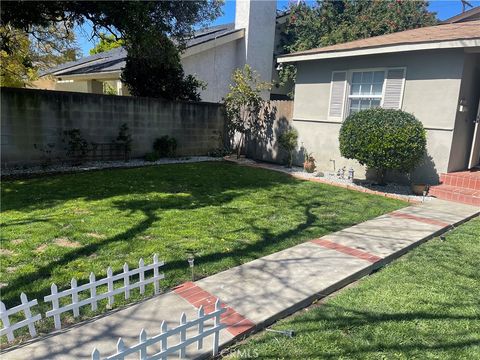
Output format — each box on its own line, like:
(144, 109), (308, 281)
(144, 152), (160, 162)
(153, 136), (177, 157)
(339, 108), (426, 182)
(278, 128), (298, 168)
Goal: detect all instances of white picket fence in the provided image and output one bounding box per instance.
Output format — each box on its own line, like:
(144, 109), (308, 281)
(44, 254), (164, 330)
(0, 254), (164, 342)
(91, 299), (226, 360)
(0, 293), (42, 342)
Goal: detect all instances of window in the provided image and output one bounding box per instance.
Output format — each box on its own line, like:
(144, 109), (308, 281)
(348, 70), (384, 115)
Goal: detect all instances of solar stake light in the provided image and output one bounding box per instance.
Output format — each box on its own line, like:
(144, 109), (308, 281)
(187, 256), (195, 281)
(348, 167), (354, 183)
(266, 328), (295, 338)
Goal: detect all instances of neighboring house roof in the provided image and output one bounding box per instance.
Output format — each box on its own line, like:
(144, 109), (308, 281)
(440, 6), (480, 23)
(278, 20), (480, 63)
(44, 23), (241, 77)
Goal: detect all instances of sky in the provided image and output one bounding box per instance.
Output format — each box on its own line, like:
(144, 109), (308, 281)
(75, 0), (480, 56)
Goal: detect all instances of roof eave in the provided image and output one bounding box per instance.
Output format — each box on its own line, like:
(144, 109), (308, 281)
(277, 38), (480, 63)
(182, 28), (244, 58)
(56, 71), (122, 80)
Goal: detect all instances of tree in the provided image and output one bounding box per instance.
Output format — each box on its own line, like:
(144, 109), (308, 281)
(120, 32), (206, 100)
(278, 128), (298, 168)
(278, 0), (437, 95)
(1, 23), (79, 87)
(89, 33), (124, 55)
(1, 1), (222, 98)
(339, 108), (427, 184)
(224, 65), (271, 158)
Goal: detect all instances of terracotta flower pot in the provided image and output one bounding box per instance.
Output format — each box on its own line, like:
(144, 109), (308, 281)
(411, 183), (427, 196)
(304, 160), (316, 173)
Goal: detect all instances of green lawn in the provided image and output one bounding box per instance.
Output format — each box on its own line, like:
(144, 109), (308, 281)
(227, 217), (480, 360)
(1, 161), (404, 335)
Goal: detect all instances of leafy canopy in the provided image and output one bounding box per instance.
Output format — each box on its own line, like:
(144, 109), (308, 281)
(1, 1), (222, 99)
(278, 128), (298, 168)
(89, 33), (124, 55)
(224, 65), (271, 157)
(278, 0), (437, 95)
(1, 23), (79, 87)
(339, 108), (427, 181)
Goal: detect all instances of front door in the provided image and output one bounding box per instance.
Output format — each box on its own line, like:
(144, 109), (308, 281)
(468, 99), (480, 169)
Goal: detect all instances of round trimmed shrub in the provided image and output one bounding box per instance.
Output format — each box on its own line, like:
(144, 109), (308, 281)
(339, 108), (426, 182)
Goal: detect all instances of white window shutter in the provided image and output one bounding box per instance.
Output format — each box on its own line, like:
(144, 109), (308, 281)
(382, 68), (406, 109)
(328, 71), (347, 120)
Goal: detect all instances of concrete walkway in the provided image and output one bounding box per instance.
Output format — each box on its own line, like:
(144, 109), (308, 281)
(2, 199), (478, 360)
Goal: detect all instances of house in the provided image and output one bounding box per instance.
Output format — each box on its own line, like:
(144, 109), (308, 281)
(37, 0), (290, 102)
(277, 20), (480, 188)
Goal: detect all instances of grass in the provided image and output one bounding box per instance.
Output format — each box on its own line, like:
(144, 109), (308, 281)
(227, 217), (480, 360)
(0, 161), (404, 337)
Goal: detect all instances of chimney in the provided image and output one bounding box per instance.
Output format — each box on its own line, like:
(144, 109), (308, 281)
(235, 0), (277, 97)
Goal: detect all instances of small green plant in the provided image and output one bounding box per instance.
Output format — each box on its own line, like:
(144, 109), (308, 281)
(116, 123), (133, 161)
(33, 143), (55, 169)
(144, 152), (160, 162)
(62, 129), (89, 164)
(224, 64), (271, 158)
(153, 136), (177, 158)
(278, 128), (298, 168)
(339, 108), (426, 184)
(103, 82), (118, 95)
(208, 147), (232, 158)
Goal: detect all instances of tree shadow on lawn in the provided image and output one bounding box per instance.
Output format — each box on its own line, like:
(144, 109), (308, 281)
(1, 162), (403, 312)
(0, 162), (294, 213)
(250, 303), (480, 359)
(1, 184), (367, 308)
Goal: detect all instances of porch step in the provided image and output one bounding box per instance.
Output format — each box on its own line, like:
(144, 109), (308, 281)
(429, 184), (480, 206)
(439, 170), (480, 190)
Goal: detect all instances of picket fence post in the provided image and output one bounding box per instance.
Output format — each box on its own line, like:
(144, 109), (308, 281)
(0, 300), (14, 342)
(139, 258), (145, 295)
(50, 283), (62, 330)
(153, 254), (160, 294)
(197, 305), (204, 350)
(123, 263), (130, 300)
(139, 329), (147, 360)
(106, 267), (114, 308)
(89, 272), (97, 311)
(212, 299), (221, 356)
(21, 293), (38, 337)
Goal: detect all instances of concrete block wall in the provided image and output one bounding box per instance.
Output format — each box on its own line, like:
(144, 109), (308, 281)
(1, 88), (226, 167)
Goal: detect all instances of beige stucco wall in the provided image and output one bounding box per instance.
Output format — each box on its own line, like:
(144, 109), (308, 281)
(291, 49), (467, 184)
(182, 39), (240, 103)
(55, 79), (104, 94)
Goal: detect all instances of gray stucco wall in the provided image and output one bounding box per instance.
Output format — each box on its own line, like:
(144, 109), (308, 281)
(1, 88), (226, 167)
(291, 49), (467, 184)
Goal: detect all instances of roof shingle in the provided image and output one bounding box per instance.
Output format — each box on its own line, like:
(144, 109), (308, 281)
(279, 20), (480, 59)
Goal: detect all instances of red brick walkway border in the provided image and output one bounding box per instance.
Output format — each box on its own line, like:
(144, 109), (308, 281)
(311, 238), (382, 263)
(389, 211), (450, 227)
(173, 282), (255, 337)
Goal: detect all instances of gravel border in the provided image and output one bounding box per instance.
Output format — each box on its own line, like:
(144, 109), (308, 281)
(1, 157), (223, 180)
(226, 157), (431, 203)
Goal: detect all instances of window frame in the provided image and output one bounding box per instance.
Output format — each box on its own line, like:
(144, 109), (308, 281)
(345, 67), (388, 116)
